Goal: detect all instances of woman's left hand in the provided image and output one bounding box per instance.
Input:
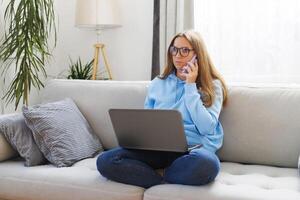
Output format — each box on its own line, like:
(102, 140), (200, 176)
(185, 61), (198, 83)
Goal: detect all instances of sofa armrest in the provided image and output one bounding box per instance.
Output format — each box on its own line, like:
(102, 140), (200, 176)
(0, 134), (18, 161)
(298, 155), (300, 176)
(0, 114), (19, 161)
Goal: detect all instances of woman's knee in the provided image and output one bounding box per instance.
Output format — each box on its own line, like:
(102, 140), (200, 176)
(165, 148), (220, 185)
(191, 148), (220, 180)
(96, 147), (123, 176)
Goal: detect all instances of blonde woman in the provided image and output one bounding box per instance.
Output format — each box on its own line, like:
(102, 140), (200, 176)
(97, 30), (228, 188)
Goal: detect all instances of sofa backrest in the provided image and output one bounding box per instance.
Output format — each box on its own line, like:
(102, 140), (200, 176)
(218, 84), (300, 168)
(40, 79), (148, 151)
(41, 79), (300, 168)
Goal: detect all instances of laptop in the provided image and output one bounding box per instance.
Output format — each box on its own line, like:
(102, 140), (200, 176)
(108, 108), (189, 152)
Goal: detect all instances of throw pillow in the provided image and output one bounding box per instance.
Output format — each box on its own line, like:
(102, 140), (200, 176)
(0, 113), (47, 166)
(22, 98), (103, 167)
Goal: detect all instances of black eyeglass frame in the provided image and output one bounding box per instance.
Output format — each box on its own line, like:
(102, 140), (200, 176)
(169, 46), (194, 57)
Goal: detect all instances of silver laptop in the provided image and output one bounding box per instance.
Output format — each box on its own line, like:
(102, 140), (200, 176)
(108, 108), (188, 152)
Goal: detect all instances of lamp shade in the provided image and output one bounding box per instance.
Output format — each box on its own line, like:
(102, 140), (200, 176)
(75, 0), (121, 30)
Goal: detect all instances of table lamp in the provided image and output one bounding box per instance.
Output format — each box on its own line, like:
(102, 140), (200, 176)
(75, 0), (121, 80)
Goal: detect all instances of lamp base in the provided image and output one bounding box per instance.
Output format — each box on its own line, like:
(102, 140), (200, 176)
(92, 43), (113, 80)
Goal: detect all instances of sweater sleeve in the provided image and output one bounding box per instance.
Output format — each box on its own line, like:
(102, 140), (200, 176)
(184, 80), (223, 135)
(144, 84), (155, 109)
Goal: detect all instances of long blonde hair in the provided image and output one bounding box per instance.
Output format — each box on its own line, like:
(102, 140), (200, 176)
(159, 30), (228, 107)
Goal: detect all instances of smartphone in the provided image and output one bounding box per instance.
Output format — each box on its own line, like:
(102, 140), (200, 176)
(182, 55), (197, 74)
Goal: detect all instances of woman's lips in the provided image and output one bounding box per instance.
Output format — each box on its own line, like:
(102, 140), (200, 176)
(175, 61), (184, 65)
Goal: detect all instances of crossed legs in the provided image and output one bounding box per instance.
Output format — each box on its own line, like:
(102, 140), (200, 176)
(96, 147), (220, 188)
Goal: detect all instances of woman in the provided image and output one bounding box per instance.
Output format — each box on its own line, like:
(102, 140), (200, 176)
(97, 30), (228, 188)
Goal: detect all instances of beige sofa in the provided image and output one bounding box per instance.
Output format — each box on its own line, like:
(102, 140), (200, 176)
(0, 79), (300, 200)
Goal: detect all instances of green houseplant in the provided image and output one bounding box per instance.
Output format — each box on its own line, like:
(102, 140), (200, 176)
(0, 0), (57, 110)
(67, 58), (94, 80)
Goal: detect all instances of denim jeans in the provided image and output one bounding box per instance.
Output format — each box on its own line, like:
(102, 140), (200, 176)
(96, 147), (220, 188)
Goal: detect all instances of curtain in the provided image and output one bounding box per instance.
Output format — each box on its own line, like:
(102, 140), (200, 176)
(194, 0), (300, 84)
(151, 0), (194, 76)
(151, 0), (160, 80)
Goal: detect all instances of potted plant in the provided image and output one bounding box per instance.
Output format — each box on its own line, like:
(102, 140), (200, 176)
(67, 58), (94, 80)
(0, 0), (57, 110)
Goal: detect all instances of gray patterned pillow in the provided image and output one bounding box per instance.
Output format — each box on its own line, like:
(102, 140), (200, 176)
(22, 98), (103, 167)
(0, 113), (46, 166)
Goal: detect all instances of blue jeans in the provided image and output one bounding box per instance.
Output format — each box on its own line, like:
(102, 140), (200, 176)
(96, 147), (220, 188)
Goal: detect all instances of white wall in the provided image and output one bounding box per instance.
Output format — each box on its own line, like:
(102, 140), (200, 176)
(51, 0), (154, 81)
(0, 0), (154, 114)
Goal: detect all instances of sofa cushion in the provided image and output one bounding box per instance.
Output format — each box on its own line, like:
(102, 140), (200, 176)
(0, 113), (46, 166)
(0, 156), (144, 200)
(0, 132), (17, 162)
(144, 162), (300, 200)
(22, 98), (103, 167)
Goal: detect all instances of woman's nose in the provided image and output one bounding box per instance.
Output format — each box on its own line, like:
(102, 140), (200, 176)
(175, 53), (183, 58)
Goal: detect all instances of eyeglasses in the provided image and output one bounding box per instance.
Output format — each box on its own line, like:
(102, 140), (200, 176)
(169, 46), (194, 57)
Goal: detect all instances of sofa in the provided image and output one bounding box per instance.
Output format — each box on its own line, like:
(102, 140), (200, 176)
(0, 79), (300, 200)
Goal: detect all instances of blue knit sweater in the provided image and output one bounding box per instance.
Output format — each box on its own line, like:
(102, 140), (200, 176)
(144, 72), (224, 153)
